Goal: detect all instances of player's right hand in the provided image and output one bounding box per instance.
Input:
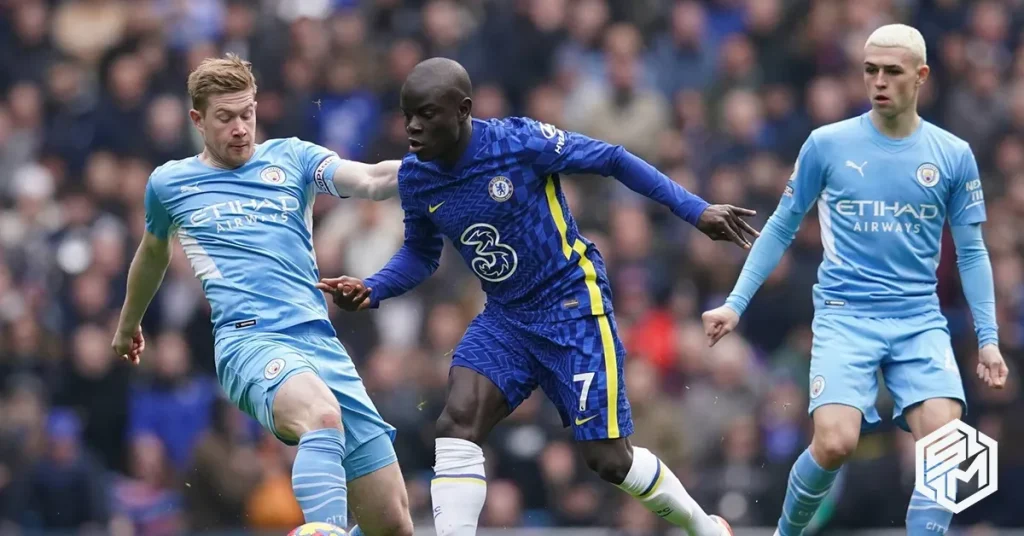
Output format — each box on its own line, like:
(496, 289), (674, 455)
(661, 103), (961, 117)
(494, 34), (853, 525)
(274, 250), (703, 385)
(697, 204), (760, 249)
(317, 276), (373, 311)
(112, 325), (145, 365)
(701, 306), (740, 347)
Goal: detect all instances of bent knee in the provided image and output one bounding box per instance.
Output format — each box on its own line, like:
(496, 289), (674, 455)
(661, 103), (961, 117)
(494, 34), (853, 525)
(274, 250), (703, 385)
(811, 425), (860, 468)
(436, 405), (484, 444)
(273, 373), (342, 439)
(582, 447), (633, 485)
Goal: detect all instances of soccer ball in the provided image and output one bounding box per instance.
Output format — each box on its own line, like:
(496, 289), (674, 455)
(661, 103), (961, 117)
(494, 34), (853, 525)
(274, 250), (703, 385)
(287, 522), (348, 536)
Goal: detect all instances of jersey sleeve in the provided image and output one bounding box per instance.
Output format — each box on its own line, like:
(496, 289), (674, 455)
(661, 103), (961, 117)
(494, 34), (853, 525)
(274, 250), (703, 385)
(948, 146), (987, 226)
(513, 117), (620, 178)
(779, 135), (826, 214)
(512, 117), (709, 225)
(144, 178), (172, 240)
(362, 169), (444, 306)
(292, 138), (346, 197)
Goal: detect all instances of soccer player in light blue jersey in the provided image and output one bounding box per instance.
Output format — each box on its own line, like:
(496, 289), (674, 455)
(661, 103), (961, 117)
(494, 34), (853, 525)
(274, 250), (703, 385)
(111, 55), (414, 536)
(701, 25), (1009, 536)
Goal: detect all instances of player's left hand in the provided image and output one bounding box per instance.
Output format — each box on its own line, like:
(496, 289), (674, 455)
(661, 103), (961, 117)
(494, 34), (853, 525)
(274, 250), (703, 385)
(317, 275), (373, 311)
(977, 344), (1009, 389)
(697, 204), (760, 249)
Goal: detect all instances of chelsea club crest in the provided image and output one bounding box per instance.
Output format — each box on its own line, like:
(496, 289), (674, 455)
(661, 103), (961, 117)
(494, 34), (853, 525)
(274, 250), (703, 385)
(916, 163), (939, 188)
(488, 176), (513, 202)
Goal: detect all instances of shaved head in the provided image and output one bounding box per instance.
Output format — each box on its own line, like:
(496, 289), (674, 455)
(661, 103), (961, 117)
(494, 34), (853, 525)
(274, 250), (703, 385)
(404, 57), (473, 101)
(400, 57), (475, 165)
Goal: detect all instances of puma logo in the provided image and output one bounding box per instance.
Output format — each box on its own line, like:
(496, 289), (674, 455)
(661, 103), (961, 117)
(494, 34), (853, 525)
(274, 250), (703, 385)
(845, 160), (868, 177)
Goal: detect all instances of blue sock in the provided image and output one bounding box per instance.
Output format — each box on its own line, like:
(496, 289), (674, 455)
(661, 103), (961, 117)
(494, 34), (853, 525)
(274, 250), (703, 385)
(906, 489), (954, 535)
(292, 428), (348, 527)
(777, 449), (840, 536)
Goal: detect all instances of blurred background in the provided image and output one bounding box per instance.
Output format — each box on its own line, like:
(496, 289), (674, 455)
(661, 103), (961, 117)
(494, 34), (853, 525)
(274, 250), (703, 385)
(0, 0), (1022, 534)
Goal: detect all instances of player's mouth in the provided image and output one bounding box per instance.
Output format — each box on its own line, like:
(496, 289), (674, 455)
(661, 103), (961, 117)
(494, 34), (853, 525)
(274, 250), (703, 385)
(408, 138), (425, 153)
(873, 94), (891, 104)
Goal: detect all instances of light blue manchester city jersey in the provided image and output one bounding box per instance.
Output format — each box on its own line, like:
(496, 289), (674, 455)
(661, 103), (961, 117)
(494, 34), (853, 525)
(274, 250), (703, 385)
(145, 138), (345, 338)
(783, 113), (986, 317)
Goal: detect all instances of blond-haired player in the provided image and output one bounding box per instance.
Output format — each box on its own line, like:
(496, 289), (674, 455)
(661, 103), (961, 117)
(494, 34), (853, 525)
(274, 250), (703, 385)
(112, 54), (413, 535)
(702, 24), (1008, 535)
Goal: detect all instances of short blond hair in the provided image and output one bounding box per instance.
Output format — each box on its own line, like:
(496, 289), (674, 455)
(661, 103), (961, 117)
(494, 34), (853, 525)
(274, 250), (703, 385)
(865, 24), (927, 65)
(187, 53), (257, 112)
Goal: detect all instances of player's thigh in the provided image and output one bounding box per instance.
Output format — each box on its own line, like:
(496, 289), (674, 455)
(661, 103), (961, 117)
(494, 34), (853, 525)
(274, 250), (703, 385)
(214, 333), (325, 445)
(535, 313), (632, 442)
(882, 313), (966, 434)
(310, 334), (398, 449)
(346, 435), (413, 535)
(809, 314), (887, 430)
(442, 312), (537, 439)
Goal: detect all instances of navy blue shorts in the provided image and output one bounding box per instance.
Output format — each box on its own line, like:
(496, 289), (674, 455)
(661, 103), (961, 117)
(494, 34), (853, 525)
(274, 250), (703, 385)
(452, 308), (633, 441)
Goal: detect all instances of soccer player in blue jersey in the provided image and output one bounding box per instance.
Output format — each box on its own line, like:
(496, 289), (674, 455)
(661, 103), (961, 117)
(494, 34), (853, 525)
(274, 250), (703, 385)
(701, 25), (1009, 536)
(319, 58), (757, 536)
(111, 55), (414, 536)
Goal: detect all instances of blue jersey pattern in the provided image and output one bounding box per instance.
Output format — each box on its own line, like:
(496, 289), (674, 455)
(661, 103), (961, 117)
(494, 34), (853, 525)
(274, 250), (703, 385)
(144, 138), (345, 338)
(783, 113), (986, 317)
(375, 117), (706, 322)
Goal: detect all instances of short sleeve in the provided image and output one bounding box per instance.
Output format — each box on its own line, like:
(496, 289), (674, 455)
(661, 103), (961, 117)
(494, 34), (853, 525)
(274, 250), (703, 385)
(293, 138), (345, 197)
(779, 135), (826, 214)
(948, 147), (987, 226)
(513, 117), (620, 178)
(144, 179), (172, 240)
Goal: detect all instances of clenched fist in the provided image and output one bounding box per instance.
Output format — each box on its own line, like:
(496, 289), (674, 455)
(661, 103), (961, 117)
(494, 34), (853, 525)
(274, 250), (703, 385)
(701, 306), (740, 347)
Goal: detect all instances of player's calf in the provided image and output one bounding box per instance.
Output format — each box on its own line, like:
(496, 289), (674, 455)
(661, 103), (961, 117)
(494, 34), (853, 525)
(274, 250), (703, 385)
(273, 371), (350, 527)
(777, 404), (861, 536)
(903, 398), (963, 536)
(431, 366), (508, 536)
(578, 438), (726, 536)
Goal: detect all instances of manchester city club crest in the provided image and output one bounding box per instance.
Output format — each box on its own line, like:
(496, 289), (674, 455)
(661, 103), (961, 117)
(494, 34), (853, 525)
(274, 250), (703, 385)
(810, 375), (826, 399)
(264, 358), (285, 380)
(488, 176), (513, 202)
(916, 163), (940, 188)
(261, 166), (286, 184)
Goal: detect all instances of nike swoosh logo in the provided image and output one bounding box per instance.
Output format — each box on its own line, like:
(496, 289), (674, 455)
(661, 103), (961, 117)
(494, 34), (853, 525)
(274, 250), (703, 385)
(575, 415), (597, 426)
(429, 201), (444, 213)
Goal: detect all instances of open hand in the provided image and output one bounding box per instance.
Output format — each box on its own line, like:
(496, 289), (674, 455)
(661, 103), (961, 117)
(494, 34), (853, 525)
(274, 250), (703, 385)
(701, 306), (740, 347)
(697, 204), (760, 249)
(112, 325), (145, 365)
(317, 276), (373, 311)
(977, 344), (1009, 389)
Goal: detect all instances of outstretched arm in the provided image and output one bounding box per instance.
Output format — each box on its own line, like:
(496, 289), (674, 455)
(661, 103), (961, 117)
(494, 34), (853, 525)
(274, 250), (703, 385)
(323, 208), (444, 310)
(702, 135), (826, 346)
(296, 138), (401, 200)
(518, 119), (758, 247)
(329, 159), (401, 201)
(724, 205), (804, 316)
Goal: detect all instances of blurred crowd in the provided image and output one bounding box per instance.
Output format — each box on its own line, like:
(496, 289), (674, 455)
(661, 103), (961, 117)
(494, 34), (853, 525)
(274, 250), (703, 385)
(1, 0), (1023, 534)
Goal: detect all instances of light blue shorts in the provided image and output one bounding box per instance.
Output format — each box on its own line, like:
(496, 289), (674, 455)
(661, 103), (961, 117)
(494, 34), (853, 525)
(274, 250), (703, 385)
(809, 311), (966, 432)
(214, 321), (397, 480)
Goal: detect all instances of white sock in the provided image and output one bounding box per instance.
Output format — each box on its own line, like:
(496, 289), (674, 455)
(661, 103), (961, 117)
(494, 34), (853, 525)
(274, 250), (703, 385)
(617, 447), (723, 536)
(431, 438), (487, 536)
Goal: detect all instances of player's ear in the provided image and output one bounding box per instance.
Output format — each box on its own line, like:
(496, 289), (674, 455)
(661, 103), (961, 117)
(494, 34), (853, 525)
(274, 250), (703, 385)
(916, 63), (930, 86)
(458, 97), (472, 122)
(188, 108), (205, 133)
